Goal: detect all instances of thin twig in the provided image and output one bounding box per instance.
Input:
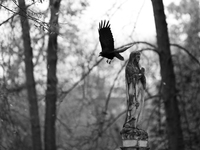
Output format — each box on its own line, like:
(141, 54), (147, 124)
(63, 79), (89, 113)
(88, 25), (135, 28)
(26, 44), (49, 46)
(89, 110), (126, 145)
(58, 58), (104, 102)
(131, 0), (146, 35)
(136, 48), (158, 54)
(116, 41), (158, 50)
(103, 110), (126, 132)
(104, 61), (127, 113)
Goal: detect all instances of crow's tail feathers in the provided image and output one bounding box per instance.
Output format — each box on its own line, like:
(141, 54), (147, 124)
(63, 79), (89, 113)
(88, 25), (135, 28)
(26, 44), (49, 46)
(115, 53), (124, 61)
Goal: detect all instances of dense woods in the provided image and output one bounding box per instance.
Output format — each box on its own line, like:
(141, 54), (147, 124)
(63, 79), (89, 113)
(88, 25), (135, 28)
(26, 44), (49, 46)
(0, 0), (199, 150)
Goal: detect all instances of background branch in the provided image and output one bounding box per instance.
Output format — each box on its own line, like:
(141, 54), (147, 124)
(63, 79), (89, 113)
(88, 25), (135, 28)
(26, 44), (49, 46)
(170, 43), (200, 66)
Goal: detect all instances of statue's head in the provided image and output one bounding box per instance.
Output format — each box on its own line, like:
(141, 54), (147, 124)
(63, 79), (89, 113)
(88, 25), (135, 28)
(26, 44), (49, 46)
(129, 51), (140, 64)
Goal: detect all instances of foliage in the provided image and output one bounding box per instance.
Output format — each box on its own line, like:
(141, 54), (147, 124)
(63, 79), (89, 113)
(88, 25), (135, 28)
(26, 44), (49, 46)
(167, 1), (200, 150)
(0, 0), (200, 150)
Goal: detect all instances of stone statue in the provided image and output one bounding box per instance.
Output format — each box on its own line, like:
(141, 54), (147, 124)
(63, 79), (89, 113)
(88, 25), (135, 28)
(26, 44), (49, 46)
(124, 51), (146, 128)
(120, 51), (149, 149)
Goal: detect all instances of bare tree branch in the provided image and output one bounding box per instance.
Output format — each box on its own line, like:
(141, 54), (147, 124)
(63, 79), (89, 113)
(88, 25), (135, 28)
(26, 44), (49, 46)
(170, 43), (200, 66)
(0, 13), (17, 26)
(58, 41), (158, 104)
(116, 41), (158, 50)
(0, 2), (51, 32)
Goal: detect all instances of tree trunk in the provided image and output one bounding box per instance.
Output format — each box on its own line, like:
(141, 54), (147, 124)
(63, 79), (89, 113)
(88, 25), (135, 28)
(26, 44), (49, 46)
(151, 0), (184, 150)
(18, 0), (42, 150)
(44, 0), (61, 150)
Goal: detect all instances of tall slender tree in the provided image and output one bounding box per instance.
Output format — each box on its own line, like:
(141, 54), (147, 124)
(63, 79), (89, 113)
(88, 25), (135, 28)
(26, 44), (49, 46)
(18, 0), (42, 150)
(44, 0), (61, 150)
(151, 0), (184, 150)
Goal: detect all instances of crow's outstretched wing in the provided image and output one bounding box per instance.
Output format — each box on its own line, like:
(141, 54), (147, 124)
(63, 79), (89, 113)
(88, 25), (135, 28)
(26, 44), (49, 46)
(98, 20), (114, 52)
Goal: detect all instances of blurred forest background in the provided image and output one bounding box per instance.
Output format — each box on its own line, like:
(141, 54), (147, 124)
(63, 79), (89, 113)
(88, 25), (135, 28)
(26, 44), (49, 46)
(0, 0), (200, 150)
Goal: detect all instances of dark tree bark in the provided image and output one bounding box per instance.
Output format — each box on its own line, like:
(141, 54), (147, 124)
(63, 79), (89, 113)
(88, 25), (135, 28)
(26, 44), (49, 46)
(151, 0), (184, 150)
(18, 0), (42, 150)
(44, 0), (61, 150)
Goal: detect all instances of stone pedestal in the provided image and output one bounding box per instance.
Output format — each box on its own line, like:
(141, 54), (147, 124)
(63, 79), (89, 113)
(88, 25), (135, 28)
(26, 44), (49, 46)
(120, 122), (149, 150)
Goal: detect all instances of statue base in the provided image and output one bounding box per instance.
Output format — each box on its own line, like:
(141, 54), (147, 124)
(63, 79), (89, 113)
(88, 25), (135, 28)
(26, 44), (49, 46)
(120, 123), (149, 150)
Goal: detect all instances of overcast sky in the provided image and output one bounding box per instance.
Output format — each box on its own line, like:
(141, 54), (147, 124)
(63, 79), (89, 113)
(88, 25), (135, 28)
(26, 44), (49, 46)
(23, 0), (175, 39)
(0, 0), (177, 41)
